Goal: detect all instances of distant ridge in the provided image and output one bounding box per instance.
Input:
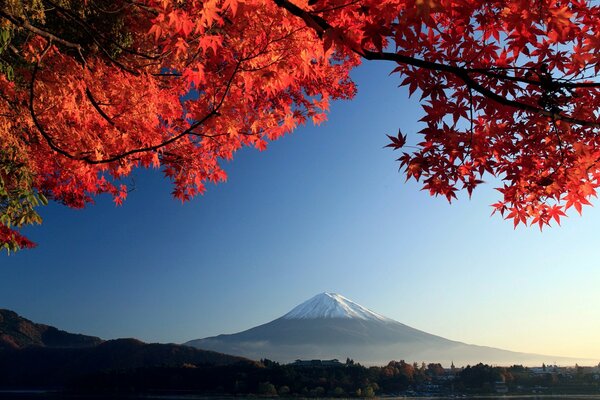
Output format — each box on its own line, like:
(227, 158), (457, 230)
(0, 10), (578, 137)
(0, 309), (254, 388)
(186, 292), (595, 366)
(0, 309), (102, 350)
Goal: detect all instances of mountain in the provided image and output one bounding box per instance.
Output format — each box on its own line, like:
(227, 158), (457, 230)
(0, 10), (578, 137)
(0, 308), (103, 350)
(0, 309), (253, 388)
(281, 292), (391, 321)
(0, 338), (254, 387)
(186, 292), (592, 366)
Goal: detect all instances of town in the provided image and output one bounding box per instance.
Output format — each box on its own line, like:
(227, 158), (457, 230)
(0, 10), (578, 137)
(68, 358), (600, 397)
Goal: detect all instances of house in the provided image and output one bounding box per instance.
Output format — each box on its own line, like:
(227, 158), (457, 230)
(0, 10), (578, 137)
(291, 359), (343, 367)
(495, 381), (508, 393)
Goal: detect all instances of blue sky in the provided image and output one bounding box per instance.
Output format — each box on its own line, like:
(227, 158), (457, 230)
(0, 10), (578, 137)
(2, 61), (600, 362)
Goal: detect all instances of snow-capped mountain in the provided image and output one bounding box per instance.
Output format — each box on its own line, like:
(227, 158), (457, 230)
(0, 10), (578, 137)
(282, 292), (390, 321)
(185, 292), (589, 366)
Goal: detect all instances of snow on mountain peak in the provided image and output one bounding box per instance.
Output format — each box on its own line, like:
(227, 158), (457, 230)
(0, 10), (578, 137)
(282, 292), (391, 321)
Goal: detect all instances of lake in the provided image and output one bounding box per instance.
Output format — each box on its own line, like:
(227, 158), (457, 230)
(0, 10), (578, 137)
(4, 393), (600, 400)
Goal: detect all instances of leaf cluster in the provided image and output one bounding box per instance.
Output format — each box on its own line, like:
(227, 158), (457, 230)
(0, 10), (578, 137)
(0, 148), (46, 253)
(5, 0), (600, 253)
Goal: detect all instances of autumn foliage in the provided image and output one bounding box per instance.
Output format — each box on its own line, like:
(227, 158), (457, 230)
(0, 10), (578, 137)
(2, 0), (600, 251)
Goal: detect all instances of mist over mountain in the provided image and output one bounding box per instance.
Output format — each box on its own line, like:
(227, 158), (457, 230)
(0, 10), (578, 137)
(186, 292), (591, 366)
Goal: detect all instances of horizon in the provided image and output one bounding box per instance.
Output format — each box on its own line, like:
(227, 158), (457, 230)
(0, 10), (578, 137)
(3, 61), (600, 362)
(3, 289), (599, 367)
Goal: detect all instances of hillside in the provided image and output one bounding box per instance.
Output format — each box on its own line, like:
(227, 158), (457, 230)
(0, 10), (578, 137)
(0, 309), (253, 388)
(0, 309), (102, 350)
(0, 338), (253, 387)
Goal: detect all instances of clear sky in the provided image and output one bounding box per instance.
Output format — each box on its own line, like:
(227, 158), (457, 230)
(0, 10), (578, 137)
(2, 61), (600, 363)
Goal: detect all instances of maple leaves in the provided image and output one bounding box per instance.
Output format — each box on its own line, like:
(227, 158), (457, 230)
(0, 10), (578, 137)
(0, 146), (46, 253)
(353, 0), (600, 230)
(385, 130), (407, 150)
(0, 0), (359, 251)
(4, 0), (600, 252)
(275, 0), (600, 230)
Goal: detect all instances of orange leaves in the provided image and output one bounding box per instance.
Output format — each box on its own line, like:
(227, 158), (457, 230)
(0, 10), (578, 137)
(6, 0), (600, 254)
(182, 67), (206, 88)
(109, 0), (356, 206)
(198, 35), (222, 56)
(174, 37), (189, 57)
(255, 138), (268, 151)
(550, 6), (574, 27)
(414, 0), (442, 18)
(167, 10), (195, 37)
(148, 23), (163, 42)
(222, 0), (241, 17)
(311, 112), (327, 125)
(547, 5), (574, 42)
(113, 185), (129, 206)
(199, 0), (224, 28)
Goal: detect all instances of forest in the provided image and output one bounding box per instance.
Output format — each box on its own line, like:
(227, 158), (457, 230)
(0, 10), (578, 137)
(68, 360), (600, 397)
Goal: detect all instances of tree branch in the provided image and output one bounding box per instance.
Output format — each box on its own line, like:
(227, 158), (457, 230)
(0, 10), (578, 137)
(273, 0), (600, 128)
(0, 10), (83, 53)
(85, 88), (116, 127)
(29, 52), (242, 164)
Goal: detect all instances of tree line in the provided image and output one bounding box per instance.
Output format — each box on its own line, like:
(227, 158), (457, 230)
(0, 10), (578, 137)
(68, 359), (600, 396)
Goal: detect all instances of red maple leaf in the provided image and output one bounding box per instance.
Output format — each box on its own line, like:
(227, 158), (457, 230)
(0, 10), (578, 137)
(385, 130), (407, 150)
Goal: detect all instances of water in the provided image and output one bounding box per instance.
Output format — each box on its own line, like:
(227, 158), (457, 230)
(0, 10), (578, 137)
(3, 394), (600, 400)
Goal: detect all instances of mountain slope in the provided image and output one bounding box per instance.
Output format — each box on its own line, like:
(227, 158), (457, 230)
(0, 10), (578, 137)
(0, 309), (102, 350)
(0, 338), (254, 387)
(186, 292), (591, 366)
(282, 292), (390, 321)
(0, 310), (254, 388)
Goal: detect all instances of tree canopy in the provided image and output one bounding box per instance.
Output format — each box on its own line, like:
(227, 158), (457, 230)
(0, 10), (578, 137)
(2, 0), (600, 252)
